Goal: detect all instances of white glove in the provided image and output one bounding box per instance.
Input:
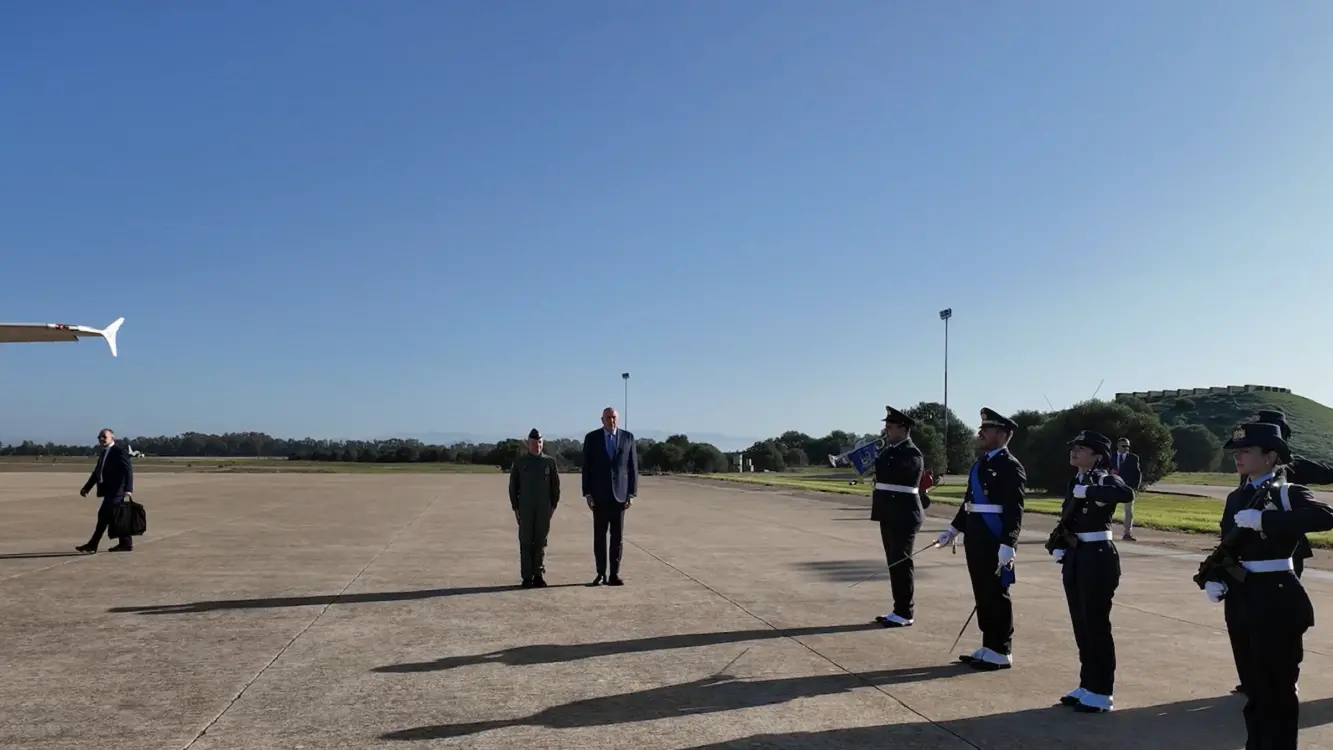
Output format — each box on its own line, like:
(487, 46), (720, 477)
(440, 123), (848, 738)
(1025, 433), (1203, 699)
(1073, 484), (1088, 499)
(1205, 580), (1227, 603)
(998, 545), (1015, 567)
(1233, 509), (1264, 531)
(1052, 548), (1065, 563)
(936, 527), (960, 547)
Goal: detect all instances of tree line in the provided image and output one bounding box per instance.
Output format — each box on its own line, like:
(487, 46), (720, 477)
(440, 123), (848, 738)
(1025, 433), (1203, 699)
(0, 395), (1229, 489)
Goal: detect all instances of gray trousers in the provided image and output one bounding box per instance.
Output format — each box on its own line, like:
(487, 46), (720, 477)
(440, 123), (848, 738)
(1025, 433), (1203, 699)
(1122, 502), (1134, 534)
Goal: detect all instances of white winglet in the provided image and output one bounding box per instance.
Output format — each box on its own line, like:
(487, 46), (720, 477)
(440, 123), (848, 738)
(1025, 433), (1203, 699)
(100, 317), (124, 357)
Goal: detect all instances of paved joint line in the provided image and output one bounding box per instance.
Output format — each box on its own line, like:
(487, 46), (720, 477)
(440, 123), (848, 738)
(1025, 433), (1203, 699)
(178, 491), (443, 750)
(621, 533), (983, 750)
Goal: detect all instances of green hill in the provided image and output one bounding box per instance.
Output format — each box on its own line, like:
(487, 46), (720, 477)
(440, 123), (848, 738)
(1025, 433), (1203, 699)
(1141, 389), (1333, 464)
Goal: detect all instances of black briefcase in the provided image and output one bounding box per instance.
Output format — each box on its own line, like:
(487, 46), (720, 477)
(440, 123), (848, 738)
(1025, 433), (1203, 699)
(110, 498), (148, 537)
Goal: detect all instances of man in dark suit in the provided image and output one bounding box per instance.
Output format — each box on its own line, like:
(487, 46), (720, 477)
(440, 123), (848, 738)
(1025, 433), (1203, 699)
(581, 407), (638, 586)
(1111, 437), (1142, 541)
(75, 428), (135, 553)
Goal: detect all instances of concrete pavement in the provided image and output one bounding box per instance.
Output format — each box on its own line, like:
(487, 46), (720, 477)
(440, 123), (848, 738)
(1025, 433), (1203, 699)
(3, 471), (1333, 749)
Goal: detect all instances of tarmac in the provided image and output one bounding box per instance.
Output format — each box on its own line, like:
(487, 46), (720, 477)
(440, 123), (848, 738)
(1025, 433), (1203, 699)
(3, 471), (1333, 749)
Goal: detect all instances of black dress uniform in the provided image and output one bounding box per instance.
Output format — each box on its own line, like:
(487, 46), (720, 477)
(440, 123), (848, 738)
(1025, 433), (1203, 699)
(870, 406), (926, 628)
(1251, 410), (1333, 579)
(1201, 423), (1333, 750)
(941, 407), (1027, 670)
(1046, 430), (1135, 713)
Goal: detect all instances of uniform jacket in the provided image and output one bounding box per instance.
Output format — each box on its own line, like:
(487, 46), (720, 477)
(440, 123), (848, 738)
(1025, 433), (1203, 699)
(1234, 458), (1333, 563)
(870, 437), (925, 522)
(1110, 450), (1141, 490)
(81, 443), (134, 499)
(1047, 469), (1134, 551)
(581, 428), (638, 503)
(952, 446), (1026, 548)
(1213, 479), (1333, 631)
(510, 453), (561, 512)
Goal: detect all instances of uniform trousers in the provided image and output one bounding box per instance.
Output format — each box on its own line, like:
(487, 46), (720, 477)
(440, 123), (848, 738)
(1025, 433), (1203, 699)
(878, 510), (922, 619)
(964, 530), (1013, 654)
(1225, 586), (1305, 750)
(517, 504), (552, 581)
(1061, 541), (1120, 697)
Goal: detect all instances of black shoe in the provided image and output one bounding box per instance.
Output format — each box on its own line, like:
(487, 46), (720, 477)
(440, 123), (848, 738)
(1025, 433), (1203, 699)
(75, 544), (96, 554)
(1233, 685), (1246, 695)
(607, 576), (624, 586)
(108, 544), (132, 552)
(588, 574), (605, 586)
(532, 577), (548, 588)
(521, 579), (534, 588)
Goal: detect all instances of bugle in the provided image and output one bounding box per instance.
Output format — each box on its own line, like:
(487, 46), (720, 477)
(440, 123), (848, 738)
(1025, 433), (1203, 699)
(827, 436), (885, 475)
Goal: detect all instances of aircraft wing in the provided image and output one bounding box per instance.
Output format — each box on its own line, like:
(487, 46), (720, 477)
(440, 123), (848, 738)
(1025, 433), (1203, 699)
(0, 317), (125, 357)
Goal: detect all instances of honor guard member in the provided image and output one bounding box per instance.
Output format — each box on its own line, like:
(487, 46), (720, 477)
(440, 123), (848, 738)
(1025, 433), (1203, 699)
(870, 406), (927, 628)
(509, 428), (561, 588)
(935, 407), (1027, 670)
(1226, 410), (1333, 698)
(1199, 423), (1333, 750)
(1046, 430), (1135, 713)
(1251, 410), (1333, 579)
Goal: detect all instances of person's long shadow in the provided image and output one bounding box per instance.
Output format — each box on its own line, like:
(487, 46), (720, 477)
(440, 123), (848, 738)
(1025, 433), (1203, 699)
(673, 695), (1333, 749)
(373, 622), (884, 674)
(107, 583), (584, 615)
(379, 663), (972, 741)
(0, 551), (83, 560)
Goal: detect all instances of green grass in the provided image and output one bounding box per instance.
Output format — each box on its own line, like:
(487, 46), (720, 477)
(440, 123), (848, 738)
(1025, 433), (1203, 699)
(684, 472), (1333, 548)
(1160, 471), (1333, 491)
(0, 455), (505, 474)
(1147, 389), (1333, 464)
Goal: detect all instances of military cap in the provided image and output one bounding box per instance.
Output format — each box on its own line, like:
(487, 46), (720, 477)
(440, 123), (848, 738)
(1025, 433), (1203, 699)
(1224, 422), (1292, 463)
(527, 428), (542, 440)
(979, 407), (1016, 432)
(1067, 429), (1113, 461)
(1254, 410), (1291, 439)
(883, 405), (916, 428)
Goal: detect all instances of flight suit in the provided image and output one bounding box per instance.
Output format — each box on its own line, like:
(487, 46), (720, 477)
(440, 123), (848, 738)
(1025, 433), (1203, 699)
(509, 453), (561, 584)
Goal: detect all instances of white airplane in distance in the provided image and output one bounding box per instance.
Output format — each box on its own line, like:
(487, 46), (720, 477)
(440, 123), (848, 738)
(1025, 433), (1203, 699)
(0, 317), (125, 357)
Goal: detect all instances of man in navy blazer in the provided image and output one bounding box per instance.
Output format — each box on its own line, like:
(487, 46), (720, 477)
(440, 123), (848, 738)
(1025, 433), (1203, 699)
(581, 407), (638, 586)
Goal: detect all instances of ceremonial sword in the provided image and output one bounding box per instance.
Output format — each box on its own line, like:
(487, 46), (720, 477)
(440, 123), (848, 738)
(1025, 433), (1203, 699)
(848, 539), (941, 588)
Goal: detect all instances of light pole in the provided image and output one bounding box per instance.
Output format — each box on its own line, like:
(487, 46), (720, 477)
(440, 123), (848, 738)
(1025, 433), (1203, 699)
(939, 308), (952, 472)
(621, 372), (630, 429)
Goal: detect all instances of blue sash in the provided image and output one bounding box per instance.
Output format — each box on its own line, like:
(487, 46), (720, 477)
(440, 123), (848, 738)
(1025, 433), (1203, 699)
(968, 458), (1016, 587)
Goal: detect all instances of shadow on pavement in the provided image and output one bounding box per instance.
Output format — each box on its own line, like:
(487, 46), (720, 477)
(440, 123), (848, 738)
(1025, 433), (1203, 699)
(107, 583), (585, 615)
(373, 622), (884, 674)
(0, 551), (84, 560)
(380, 663), (972, 741)
(673, 695), (1333, 749)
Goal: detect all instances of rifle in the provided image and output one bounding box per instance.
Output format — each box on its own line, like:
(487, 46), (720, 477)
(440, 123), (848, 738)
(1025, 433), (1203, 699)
(1192, 476), (1278, 590)
(1045, 474), (1088, 554)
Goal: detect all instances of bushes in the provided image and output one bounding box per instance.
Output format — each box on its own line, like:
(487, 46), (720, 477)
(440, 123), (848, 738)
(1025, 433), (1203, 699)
(1170, 424), (1223, 472)
(1018, 399), (1175, 492)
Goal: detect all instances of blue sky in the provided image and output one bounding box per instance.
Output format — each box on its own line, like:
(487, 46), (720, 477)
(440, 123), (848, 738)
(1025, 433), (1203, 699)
(3, 1), (1332, 449)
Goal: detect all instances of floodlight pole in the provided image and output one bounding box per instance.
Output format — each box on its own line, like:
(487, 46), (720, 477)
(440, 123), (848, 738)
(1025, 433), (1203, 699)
(939, 308), (952, 470)
(622, 372), (630, 429)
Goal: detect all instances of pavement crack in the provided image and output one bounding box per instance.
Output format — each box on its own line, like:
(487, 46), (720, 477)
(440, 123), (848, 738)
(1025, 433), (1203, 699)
(177, 491), (442, 750)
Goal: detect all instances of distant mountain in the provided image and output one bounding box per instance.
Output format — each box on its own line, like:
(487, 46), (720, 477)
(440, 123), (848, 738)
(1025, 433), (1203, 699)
(398, 429), (760, 453)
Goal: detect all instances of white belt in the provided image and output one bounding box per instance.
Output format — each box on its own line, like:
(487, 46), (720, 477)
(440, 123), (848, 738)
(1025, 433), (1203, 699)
(874, 483), (918, 494)
(1076, 531), (1113, 542)
(967, 503), (1003, 514)
(1241, 558), (1293, 573)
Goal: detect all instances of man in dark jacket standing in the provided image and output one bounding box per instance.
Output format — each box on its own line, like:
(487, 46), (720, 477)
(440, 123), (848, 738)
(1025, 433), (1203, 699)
(75, 428), (135, 553)
(509, 428), (560, 588)
(581, 407), (637, 586)
(1111, 438), (1142, 540)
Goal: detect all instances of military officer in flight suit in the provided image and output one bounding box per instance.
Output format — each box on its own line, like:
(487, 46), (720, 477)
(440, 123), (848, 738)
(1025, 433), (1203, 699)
(936, 407), (1027, 670)
(870, 406), (927, 628)
(509, 428), (561, 588)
